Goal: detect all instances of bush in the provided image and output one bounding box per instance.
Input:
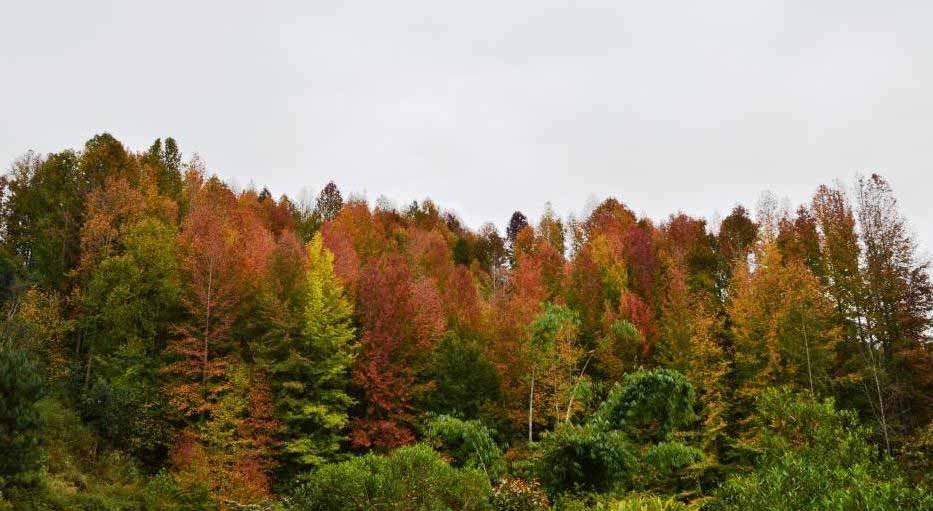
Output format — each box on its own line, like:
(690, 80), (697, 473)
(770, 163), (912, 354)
(592, 369), (695, 443)
(536, 424), (635, 497)
(709, 387), (933, 510)
(425, 415), (505, 479)
(491, 478), (550, 511)
(291, 443), (492, 510)
(639, 442), (703, 493)
(603, 494), (690, 511)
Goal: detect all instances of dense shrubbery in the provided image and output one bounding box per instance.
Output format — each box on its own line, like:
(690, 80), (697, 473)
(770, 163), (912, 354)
(425, 414), (505, 479)
(290, 443), (491, 511)
(709, 388), (932, 511)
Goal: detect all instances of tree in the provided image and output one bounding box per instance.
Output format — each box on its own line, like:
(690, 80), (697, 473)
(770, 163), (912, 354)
(855, 174), (933, 439)
(657, 261), (728, 453)
(315, 181), (344, 223)
(1, 151), (84, 291)
(729, 243), (840, 440)
(717, 205), (758, 264)
(710, 388), (931, 511)
(506, 211), (529, 265)
(524, 303), (585, 441)
(162, 181), (242, 418)
(0, 345), (44, 490)
(260, 233), (356, 475)
(537, 202), (565, 255)
(426, 332), (501, 420)
(351, 254), (444, 450)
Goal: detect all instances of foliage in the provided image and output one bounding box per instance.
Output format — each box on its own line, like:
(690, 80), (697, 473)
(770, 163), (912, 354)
(426, 332), (502, 420)
(491, 478), (550, 511)
(710, 387), (932, 510)
(0, 346), (44, 490)
(260, 233), (356, 475)
(425, 415), (505, 479)
(593, 369), (696, 442)
(1, 134), (931, 509)
(536, 424), (635, 497)
(290, 443), (492, 510)
(601, 494), (691, 511)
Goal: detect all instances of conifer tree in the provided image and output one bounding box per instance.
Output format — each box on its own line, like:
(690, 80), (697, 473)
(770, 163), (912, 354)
(262, 233), (356, 473)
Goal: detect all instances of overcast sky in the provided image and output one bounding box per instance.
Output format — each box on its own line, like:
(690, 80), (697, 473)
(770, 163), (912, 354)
(2, 1), (931, 253)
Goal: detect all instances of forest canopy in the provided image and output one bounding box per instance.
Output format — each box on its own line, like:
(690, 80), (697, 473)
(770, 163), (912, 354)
(0, 134), (930, 510)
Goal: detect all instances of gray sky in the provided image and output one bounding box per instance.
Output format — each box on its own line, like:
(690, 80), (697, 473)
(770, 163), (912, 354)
(2, 1), (931, 253)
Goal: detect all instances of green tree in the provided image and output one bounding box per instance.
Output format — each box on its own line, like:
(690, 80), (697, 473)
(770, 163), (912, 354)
(0, 345), (44, 490)
(261, 233), (356, 475)
(424, 415), (505, 480)
(426, 332), (501, 420)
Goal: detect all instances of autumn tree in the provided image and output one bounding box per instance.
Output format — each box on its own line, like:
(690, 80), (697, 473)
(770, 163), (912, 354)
(350, 253), (444, 450)
(657, 261), (728, 454)
(728, 242), (840, 443)
(162, 178), (242, 418)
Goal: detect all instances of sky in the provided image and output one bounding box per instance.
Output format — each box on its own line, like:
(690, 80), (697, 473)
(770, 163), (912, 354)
(1, 1), (931, 254)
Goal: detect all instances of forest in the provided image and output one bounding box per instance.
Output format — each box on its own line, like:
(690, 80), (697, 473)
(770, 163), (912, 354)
(0, 133), (930, 510)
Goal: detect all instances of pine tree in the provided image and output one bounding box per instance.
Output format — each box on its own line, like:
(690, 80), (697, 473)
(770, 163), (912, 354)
(262, 233), (355, 474)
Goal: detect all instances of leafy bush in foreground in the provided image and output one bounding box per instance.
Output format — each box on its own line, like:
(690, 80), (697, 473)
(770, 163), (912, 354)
(709, 388), (932, 511)
(290, 443), (491, 510)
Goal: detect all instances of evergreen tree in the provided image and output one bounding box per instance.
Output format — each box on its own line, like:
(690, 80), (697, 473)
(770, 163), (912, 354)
(262, 233), (356, 474)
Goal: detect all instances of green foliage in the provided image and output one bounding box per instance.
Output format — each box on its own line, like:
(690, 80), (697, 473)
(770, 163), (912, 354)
(527, 303), (580, 363)
(80, 218), (180, 359)
(491, 478), (550, 511)
(536, 424), (635, 497)
(593, 369), (696, 442)
(426, 332), (502, 420)
(710, 388), (932, 510)
(78, 350), (173, 468)
(0, 346), (44, 490)
(425, 415), (505, 479)
(1, 398), (209, 511)
(601, 494), (691, 511)
(639, 442), (704, 494)
(261, 233), (356, 475)
(643, 442), (703, 476)
(290, 443), (492, 510)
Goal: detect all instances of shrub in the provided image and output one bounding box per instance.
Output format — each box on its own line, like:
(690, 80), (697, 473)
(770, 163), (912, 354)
(491, 478), (550, 511)
(536, 424), (635, 497)
(291, 443), (492, 510)
(592, 370), (695, 443)
(425, 415), (505, 479)
(709, 387), (933, 510)
(603, 494), (690, 511)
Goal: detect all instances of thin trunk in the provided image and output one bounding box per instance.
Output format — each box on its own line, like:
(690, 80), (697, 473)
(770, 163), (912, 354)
(565, 350), (595, 422)
(84, 344), (93, 386)
(203, 262), (213, 387)
(802, 317), (814, 395)
(855, 307), (891, 454)
(528, 366), (536, 443)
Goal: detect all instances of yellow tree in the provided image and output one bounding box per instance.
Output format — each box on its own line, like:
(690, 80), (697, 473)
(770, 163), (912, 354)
(729, 243), (840, 428)
(657, 260), (728, 453)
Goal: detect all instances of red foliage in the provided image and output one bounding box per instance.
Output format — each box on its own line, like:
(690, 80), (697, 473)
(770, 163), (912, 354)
(350, 253), (444, 450)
